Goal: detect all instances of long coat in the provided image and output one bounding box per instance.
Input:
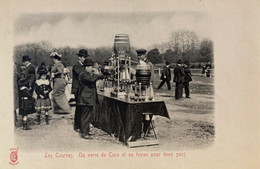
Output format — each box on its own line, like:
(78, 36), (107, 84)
(18, 63), (36, 115)
(184, 67), (192, 83)
(51, 61), (64, 79)
(77, 70), (102, 106)
(18, 63), (36, 89)
(161, 66), (171, 81)
(71, 61), (84, 95)
(173, 64), (185, 83)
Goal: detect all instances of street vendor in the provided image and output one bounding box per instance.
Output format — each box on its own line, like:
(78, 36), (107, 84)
(136, 49), (155, 135)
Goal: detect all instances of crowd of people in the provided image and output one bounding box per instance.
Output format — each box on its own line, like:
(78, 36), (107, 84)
(16, 49), (103, 139)
(157, 59), (192, 100)
(16, 48), (203, 139)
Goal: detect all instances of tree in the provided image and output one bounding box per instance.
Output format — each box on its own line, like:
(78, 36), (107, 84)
(146, 48), (162, 64)
(162, 49), (176, 63)
(200, 39), (214, 62)
(168, 30), (200, 63)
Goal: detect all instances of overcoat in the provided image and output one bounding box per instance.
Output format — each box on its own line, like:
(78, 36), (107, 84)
(173, 64), (185, 83)
(77, 70), (102, 106)
(160, 66), (171, 81)
(184, 67), (192, 83)
(71, 61), (84, 95)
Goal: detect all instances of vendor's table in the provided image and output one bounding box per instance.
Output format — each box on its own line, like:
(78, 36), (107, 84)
(92, 92), (170, 144)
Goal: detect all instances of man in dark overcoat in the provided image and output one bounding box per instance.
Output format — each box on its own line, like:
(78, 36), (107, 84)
(183, 61), (192, 98)
(157, 61), (171, 90)
(173, 59), (185, 100)
(72, 49), (89, 132)
(77, 58), (103, 139)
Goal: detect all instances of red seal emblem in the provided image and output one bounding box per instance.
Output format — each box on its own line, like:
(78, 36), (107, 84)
(9, 148), (19, 165)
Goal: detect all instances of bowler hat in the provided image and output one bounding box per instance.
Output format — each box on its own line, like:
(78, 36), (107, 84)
(177, 59), (182, 64)
(77, 49), (89, 58)
(136, 49), (147, 56)
(83, 58), (94, 67)
(22, 55), (31, 62)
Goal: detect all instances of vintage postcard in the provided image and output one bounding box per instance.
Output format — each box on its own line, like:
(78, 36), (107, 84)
(0, 0), (259, 169)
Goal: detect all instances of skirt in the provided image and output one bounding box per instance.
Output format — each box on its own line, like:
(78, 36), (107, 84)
(35, 98), (52, 111)
(52, 78), (71, 114)
(19, 89), (36, 116)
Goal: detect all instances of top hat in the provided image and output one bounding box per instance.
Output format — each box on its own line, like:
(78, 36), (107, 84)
(22, 55), (31, 62)
(83, 58), (94, 67)
(177, 59), (183, 64)
(136, 49), (147, 56)
(76, 49), (89, 58)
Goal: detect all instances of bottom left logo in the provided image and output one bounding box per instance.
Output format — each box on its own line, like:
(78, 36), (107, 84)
(9, 147), (19, 165)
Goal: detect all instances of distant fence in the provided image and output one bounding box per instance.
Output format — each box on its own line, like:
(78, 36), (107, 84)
(154, 68), (214, 77)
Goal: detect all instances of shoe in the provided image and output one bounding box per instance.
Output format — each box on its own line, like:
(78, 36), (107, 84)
(186, 96), (191, 98)
(23, 121), (32, 130)
(81, 135), (93, 139)
(74, 128), (81, 133)
(88, 132), (94, 136)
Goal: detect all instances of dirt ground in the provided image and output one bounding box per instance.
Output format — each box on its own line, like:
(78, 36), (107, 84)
(14, 75), (214, 151)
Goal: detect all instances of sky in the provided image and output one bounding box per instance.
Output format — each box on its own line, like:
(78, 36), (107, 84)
(14, 12), (211, 49)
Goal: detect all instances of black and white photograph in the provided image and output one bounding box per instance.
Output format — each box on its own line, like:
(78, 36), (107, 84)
(13, 11), (214, 151)
(0, 0), (259, 169)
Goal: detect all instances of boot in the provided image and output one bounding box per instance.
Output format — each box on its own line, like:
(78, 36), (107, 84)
(23, 121), (31, 130)
(36, 115), (41, 125)
(45, 115), (49, 125)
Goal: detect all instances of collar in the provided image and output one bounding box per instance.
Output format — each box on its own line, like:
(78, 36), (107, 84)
(79, 61), (83, 65)
(25, 63), (31, 67)
(36, 79), (50, 86)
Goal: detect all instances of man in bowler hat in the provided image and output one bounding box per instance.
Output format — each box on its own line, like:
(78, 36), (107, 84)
(157, 61), (171, 90)
(72, 49), (89, 132)
(173, 59), (185, 100)
(183, 61), (192, 98)
(77, 58), (103, 139)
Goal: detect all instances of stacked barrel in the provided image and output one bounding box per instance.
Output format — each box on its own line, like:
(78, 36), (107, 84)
(136, 64), (151, 86)
(114, 34), (130, 55)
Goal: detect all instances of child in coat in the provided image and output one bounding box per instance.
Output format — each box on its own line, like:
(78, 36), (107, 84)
(34, 70), (52, 125)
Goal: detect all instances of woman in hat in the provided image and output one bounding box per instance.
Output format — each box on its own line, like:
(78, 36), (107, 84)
(35, 69), (52, 125)
(50, 52), (71, 114)
(18, 55), (36, 130)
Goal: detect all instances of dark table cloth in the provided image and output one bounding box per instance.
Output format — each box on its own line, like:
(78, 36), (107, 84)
(92, 93), (170, 143)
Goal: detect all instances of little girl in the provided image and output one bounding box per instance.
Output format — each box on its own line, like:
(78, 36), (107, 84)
(34, 69), (52, 125)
